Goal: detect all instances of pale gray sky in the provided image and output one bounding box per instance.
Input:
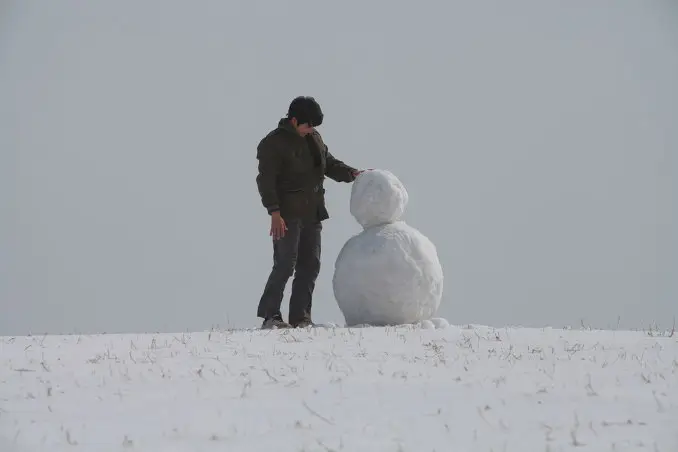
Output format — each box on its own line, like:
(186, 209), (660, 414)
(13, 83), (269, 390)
(1, 1), (676, 335)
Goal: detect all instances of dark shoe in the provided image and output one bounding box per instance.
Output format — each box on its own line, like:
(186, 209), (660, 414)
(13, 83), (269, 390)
(290, 318), (314, 328)
(261, 316), (291, 329)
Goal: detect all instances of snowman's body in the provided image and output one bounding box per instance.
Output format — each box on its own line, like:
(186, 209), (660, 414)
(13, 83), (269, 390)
(332, 169), (444, 326)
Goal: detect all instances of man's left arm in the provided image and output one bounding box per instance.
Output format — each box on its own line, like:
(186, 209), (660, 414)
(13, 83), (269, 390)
(325, 146), (360, 182)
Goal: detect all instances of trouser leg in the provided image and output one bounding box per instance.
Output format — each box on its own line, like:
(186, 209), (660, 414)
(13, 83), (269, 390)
(256, 219), (301, 319)
(289, 221), (322, 324)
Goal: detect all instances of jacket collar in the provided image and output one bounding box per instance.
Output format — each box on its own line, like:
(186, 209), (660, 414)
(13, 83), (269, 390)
(278, 117), (300, 136)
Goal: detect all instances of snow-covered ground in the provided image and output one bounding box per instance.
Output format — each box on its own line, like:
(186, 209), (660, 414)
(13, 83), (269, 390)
(1, 324), (677, 451)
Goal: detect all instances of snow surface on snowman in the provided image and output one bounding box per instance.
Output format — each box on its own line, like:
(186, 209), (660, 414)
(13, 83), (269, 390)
(332, 169), (448, 329)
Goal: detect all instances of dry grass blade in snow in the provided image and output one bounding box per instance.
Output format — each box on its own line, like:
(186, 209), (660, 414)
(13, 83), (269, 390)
(1, 325), (677, 451)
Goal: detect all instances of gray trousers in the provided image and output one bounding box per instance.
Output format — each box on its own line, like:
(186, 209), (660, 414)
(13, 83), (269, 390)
(257, 218), (322, 324)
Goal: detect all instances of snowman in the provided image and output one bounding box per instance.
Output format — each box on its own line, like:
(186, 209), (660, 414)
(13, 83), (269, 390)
(332, 169), (447, 328)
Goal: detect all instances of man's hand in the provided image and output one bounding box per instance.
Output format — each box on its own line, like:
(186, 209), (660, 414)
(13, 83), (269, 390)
(352, 168), (373, 178)
(270, 211), (287, 240)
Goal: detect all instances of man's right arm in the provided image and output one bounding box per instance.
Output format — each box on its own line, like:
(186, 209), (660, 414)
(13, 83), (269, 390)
(256, 138), (282, 214)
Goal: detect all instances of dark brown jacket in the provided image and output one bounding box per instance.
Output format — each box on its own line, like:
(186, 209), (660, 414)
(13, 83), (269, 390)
(256, 118), (357, 222)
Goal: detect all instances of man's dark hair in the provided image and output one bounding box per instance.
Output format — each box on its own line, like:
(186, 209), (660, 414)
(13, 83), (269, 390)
(287, 96), (323, 127)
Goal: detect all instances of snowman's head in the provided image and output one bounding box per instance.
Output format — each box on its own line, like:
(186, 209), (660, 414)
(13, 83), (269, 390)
(349, 169), (409, 229)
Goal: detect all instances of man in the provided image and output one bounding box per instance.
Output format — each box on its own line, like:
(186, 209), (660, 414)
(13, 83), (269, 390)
(255, 96), (363, 329)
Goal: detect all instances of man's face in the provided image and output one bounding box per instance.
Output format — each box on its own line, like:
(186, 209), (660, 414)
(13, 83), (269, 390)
(291, 117), (315, 136)
(297, 123), (315, 136)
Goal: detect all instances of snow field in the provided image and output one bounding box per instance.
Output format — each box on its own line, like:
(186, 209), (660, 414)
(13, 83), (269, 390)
(1, 324), (677, 451)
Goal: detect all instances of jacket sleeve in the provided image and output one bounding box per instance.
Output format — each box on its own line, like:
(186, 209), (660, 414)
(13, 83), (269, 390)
(325, 146), (357, 183)
(255, 137), (282, 214)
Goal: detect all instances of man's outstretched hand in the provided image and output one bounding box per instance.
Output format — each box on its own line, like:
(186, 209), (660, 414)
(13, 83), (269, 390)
(352, 168), (373, 178)
(270, 211), (287, 240)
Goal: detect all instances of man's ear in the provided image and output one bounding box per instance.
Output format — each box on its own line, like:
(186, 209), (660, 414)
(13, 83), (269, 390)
(289, 117), (298, 127)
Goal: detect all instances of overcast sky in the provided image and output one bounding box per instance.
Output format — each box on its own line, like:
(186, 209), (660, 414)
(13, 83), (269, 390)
(1, 1), (676, 335)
